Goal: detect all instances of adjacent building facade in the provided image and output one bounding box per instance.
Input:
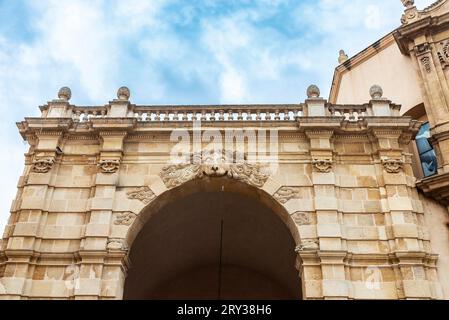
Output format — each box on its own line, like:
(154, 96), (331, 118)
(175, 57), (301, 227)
(1, 0), (449, 299)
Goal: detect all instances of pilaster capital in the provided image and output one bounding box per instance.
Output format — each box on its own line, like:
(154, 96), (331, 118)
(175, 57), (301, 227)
(305, 130), (334, 140)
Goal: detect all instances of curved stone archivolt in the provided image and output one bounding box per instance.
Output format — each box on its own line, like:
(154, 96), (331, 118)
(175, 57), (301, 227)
(124, 176), (302, 251)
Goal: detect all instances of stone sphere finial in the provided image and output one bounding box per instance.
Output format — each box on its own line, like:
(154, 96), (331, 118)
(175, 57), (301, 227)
(401, 0), (415, 9)
(338, 50), (349, 64)
(370, 85), (383, 99)
(58, 87), (72, 101)
(307, 85), (320, 99)
(117, 86), (131, 101)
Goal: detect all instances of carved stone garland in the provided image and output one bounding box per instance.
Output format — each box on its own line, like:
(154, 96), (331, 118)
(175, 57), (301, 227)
(160, 151), (270, 189)
(32, 158), (55, 173)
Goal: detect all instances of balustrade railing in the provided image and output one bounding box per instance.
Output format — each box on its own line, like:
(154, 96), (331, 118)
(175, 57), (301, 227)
(328, 104), (370, 122)
(71, 105), (306, 123)
(72, 106), (108, 122)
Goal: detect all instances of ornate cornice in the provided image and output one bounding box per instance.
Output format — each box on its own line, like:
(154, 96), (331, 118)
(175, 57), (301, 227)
(417, 171), (449, 205)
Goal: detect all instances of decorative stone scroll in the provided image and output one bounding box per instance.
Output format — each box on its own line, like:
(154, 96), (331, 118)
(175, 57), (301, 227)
(107, 238), (128, 250)
(160, 150), (270, 189)
(312, 159), (333, 173)
(98, 159), (121, 174)
(292, 212), (314, 226)
(126, 187), (156, 204)
(114, 212), (137, 226)
(381, 158), (404, 173)
(32, 157), (55, 173)
(273, 187), (301, 204)
(295, 240), (319, 252)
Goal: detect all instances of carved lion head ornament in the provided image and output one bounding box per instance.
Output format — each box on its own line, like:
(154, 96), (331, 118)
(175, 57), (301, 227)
(160, 150), (272, 189)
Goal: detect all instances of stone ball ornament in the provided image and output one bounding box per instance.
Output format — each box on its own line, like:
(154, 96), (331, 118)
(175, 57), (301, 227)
(58, 87), (72, 101)
(306, 85), (320, 99)
(369, 85), (383, 99)
(401, 0), (414, 8)
(117, 86), (131, 101)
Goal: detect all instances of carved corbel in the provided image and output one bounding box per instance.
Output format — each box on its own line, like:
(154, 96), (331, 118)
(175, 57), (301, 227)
(32, 157), (55, 173)
(98, 159), (121, 174)
(381, 157), (404, 173)
(312, 158), (333, 173)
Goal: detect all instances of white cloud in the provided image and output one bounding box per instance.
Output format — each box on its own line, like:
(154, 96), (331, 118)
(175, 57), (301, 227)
(220, 68), (247, 103)
(365, 5), (382, 30)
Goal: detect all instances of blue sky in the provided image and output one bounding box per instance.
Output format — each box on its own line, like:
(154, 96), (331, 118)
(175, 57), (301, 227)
(0, 0), (436, 229)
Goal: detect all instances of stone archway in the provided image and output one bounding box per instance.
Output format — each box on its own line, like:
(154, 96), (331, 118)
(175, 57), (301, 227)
(123, 178), (302, 300)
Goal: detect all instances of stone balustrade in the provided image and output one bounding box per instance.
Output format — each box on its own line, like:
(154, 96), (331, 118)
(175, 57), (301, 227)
(327, 104), (368, 121)
(40, 85), (402, 122)
(72, 106), (108, 122)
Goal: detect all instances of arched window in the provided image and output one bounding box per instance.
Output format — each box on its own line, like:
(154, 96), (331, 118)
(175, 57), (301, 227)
(415, 122), (437, 177)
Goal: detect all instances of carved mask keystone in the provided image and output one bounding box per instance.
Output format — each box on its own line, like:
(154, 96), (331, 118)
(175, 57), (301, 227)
(160, 150), (270, 189)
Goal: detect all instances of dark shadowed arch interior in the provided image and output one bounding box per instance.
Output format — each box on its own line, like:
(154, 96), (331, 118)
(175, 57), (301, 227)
(124, 179), (302, 300)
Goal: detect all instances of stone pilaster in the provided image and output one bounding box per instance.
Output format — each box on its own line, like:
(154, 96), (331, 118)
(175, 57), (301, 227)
(75, 131), (127, 300)
(305, 129), (349, 299)
(373, 128), (437, 299)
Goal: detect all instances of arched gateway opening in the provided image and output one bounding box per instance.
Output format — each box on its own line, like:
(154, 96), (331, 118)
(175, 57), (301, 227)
(123, 178), (302, 300)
